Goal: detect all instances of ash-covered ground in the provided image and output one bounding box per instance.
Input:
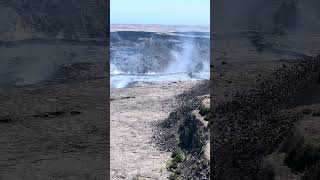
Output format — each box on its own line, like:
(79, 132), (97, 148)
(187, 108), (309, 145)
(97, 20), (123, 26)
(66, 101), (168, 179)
(0, 40), (109, 179)
(0, 1), (109, 179)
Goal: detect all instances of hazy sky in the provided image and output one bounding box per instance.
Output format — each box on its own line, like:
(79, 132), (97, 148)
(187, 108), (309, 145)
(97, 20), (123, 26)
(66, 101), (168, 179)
(110, 0), (210, 26)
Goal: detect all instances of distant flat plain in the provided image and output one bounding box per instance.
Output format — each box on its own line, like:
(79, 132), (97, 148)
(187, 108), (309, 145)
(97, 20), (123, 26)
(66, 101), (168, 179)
(110, 24), (210, 32)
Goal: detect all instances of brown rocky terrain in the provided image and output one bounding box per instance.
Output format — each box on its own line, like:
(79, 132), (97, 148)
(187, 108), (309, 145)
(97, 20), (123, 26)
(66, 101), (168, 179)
(210, 56), (320, 179)
(262, 71), (320, 180)
(210, 1), (320, 178)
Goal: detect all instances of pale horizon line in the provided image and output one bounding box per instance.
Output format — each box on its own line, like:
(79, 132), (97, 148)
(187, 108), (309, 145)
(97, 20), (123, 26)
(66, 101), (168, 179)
(110, 24), (210, 33)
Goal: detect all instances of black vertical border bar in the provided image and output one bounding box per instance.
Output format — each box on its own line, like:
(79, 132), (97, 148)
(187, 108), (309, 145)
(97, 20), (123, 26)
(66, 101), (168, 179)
(105, 0), (111, 179)
(210, 0), (214, 179)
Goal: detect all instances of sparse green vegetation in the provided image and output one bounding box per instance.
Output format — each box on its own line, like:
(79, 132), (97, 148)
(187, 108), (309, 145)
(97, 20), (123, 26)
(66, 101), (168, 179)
(132, 175), (145, 180)
(169, 172), (181, 180)
(199, 104), (210, 117)
(204, 112), (210, 121)
(166, 148), (185, 179)
(171, 148), (185, 163)
(167, 159), (178, 170)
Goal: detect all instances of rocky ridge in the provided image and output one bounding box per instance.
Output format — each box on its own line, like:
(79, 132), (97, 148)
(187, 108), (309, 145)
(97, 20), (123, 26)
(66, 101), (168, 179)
(156, 81), (210, 179)
(210, 55), (320, 179)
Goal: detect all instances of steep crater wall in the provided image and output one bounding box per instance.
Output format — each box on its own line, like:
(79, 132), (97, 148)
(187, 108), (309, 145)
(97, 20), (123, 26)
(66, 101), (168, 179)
(111, 31), (210, 74)
(0, 0), (108, 40)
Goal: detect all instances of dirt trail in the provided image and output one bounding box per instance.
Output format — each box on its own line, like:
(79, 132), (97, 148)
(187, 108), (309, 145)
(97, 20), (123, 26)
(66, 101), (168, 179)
(110, 81), (199, 179)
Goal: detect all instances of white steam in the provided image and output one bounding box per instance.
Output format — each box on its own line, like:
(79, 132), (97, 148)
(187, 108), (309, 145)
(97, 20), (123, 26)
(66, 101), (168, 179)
(110, 32), (210, 88)
(165, 37), (209, 76)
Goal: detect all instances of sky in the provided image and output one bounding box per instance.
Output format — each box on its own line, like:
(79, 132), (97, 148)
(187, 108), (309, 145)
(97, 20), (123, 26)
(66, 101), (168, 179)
(110, 0), (210, 26)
